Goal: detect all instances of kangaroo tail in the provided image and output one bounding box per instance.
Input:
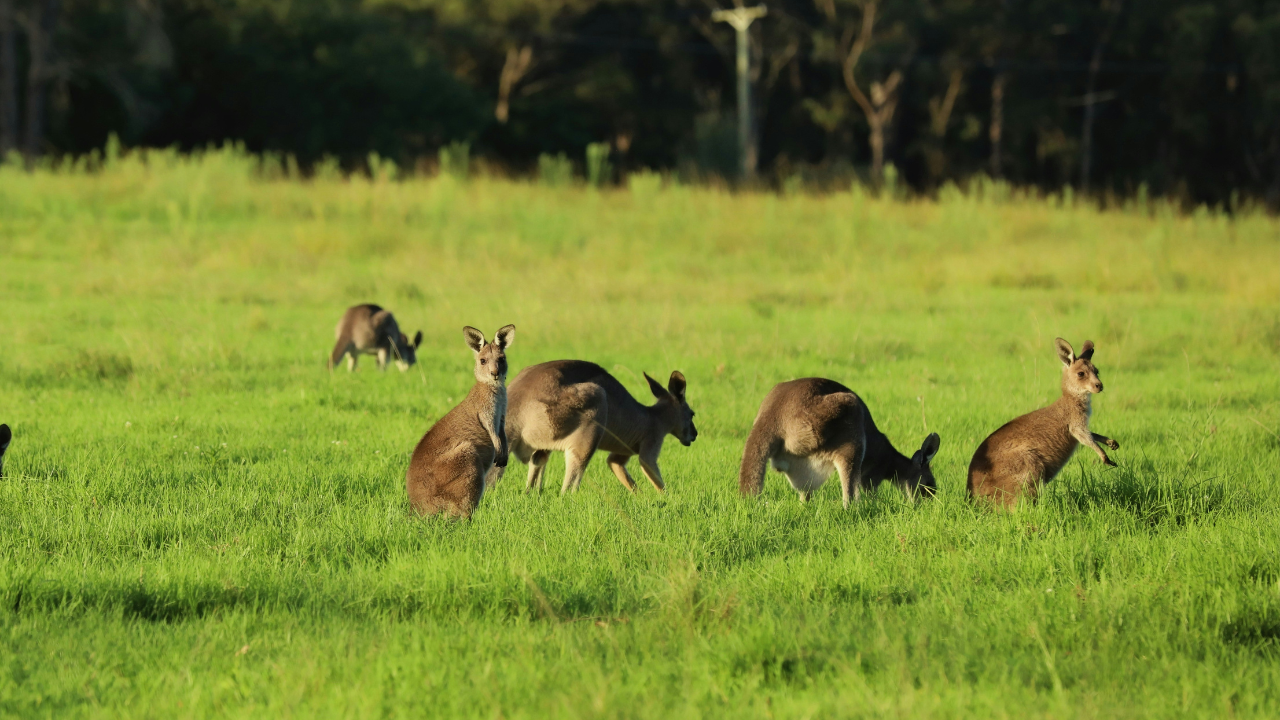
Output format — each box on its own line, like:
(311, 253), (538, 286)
(329, 335), (351, 370)
(738, 423), (776, 497)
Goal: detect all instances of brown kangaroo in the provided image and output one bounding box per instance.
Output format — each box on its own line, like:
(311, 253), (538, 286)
(0, 424), (10, 478)
(330, 304), (422, 372)
(405, 325), (515, 518)
(500, 361), (697, 494)
(967, 338), (1119, 507)
(739, 378), (941, 507)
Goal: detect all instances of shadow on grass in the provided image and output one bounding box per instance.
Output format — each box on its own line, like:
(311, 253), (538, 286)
(1222, 607), (1280, 657)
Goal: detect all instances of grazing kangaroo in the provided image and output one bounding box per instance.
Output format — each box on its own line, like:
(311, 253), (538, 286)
(501, 361), (697, 494)
(406, 325), (515, 518)
(739, 378), (941, 507)
(330, 304), (422, 372)
(967, 338), (1119, 507)
(0, 424), (10, 478)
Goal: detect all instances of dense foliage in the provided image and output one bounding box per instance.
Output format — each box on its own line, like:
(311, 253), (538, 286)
(2, 0), (1279, 203)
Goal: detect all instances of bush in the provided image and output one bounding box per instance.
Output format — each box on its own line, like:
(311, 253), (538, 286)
(439, 141), (470, 181)
(538, 153), (574, 187)
(586, 143), (612, 188)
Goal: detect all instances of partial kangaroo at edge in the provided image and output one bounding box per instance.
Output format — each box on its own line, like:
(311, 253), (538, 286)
(405, 324), (514, 519)
(967, 337), (1119, 508)
(0, 424), (10, 478)
(739, 378), (940, 507)
(330, 304), (423, 372)
(500, 360), (698, 495)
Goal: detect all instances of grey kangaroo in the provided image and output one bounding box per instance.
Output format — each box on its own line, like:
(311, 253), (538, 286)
(501, 361), (697, 494)
(330, 304), (422, 372)
(0, 424), (10, 478)
(967, 338), (1119, 507)
(405, 325), (515, 518)
(739, 378), (941, 507)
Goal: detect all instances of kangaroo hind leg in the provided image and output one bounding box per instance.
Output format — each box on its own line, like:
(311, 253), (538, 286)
(562, 427), (603, 494)
(834, 446), (865, 509)
(526, 450), (550, 493)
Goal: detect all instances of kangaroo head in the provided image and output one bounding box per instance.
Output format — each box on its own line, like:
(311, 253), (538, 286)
(644, 371), (697, 446)
(902, 432), (941, 498)
(464, 324), (514, 385)
(1055, 338), (1103, 397)
(394, 330), (424, 372)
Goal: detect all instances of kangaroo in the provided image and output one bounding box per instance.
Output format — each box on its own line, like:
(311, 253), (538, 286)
(500, 361), (697, 494)
(739, 378), (940, 507)
(330, 304), (422, 372)
(405, 325), (515, 518)
(0, 424), (10, 478)
(967, 338), (1119, 507)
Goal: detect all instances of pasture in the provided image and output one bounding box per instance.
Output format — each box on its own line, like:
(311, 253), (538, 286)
(1, 151), (1278, 718)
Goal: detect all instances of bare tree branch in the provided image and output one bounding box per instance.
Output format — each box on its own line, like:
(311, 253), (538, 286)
(495, 44), (533, 124)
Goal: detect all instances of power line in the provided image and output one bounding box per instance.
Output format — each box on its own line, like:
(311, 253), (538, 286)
(515, 28), (1247, 76)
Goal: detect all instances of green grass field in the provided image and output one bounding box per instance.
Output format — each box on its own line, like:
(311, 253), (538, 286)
(1, 151), (1279, 718)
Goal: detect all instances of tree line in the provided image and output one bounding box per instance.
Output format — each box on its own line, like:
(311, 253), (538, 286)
(1, 0), (1277, 205)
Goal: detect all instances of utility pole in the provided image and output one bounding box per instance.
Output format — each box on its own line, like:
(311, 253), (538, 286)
(712, 4), (767, 179)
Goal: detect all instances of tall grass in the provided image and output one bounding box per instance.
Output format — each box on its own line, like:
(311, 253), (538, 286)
(0, 148), (1278, 718)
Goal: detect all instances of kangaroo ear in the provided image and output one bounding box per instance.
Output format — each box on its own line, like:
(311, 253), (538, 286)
(644, 372), (668, 400)
(494, 324), (515, 351)
(1054, 337), (1075, 366)
(667, 371), (687, 400)
(463, 326), (485, 353)
(1079, 340), (1095, 361)
(918, 432), (940, 465)
(413, 331), (423, 349)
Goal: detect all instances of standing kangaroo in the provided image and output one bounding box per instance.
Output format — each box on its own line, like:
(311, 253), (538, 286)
(330, 304), (422, 372)
(967, 338), (1119, 507)
(501, 361), (697, 494)
(0, 424), (10, 478)
(405, 325), (515, 518)
(739, 378), (941, 507)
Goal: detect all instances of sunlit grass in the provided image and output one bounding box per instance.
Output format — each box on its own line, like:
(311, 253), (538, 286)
(1, 150), (1278, 717)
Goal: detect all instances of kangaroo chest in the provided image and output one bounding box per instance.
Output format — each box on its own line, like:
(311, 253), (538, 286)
(492, 391), (507, 433)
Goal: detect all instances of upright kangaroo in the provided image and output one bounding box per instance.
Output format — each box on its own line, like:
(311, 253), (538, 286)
(739, 378), (941, 507)
(330, 304), (422, 372)
(405, 325), (515, 518)
(967, 338), (1119, 507)
(0, 424), (11, 478)
(502, 361), (697, 494)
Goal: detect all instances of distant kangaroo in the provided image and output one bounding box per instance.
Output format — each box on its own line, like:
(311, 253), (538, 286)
(330, 304), (422, 372)
(501, 361), (697, 494)
(0, 424), (10, 478)
(739, 378), (941, 507)
(406, 325), (515, 519)
(967, 338), (1119, 507)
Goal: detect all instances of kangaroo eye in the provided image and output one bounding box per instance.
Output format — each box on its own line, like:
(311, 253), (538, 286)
(480, 359), (487, 365)
(1077, 371), (1084, 378)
